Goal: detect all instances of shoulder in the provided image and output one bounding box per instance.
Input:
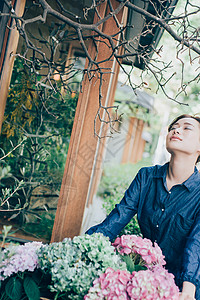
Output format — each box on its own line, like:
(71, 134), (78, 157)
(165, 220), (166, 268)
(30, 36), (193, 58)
(138, 163), (167, 179)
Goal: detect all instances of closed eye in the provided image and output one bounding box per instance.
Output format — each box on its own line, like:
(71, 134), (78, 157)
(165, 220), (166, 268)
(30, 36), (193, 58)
(184, 127), (192, 130)
(169, 126), (178, 131)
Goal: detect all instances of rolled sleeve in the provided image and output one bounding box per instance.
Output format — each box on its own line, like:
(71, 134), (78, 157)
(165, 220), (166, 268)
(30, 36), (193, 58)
(181, 214), (200, 288)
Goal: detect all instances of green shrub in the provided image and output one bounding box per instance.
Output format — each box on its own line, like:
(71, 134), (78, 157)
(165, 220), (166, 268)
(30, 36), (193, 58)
(99, 159), (152, 236)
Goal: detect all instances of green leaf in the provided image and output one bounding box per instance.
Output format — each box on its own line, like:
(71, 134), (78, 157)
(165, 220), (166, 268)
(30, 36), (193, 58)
(0, 291), (10, 300)
(121, 254), (136, 273)
(2, 225), (12, 237)
(134, 265), (147, 271)
(120, 254), (148, 273)
(5, 277), (23, 300)
(31, 269), (42, 285)
(23, 276), (40, 300)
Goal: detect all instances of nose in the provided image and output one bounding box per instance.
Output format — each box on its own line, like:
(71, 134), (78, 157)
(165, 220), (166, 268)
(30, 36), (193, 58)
(173, 127), (180, 134)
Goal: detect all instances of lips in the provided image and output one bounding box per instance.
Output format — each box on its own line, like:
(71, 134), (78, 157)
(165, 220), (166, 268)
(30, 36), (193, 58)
(170, 136), (182, 141)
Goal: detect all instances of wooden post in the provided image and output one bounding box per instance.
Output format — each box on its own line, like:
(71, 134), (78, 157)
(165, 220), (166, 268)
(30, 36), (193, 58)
(136, 138), (146, 162)
(130, 119), (144, 163)
(51, 0), (127, 242)
(86, 64), (119, 207)
(85, 27), (128, 208)
(121, 117), (138, 163)
(0, 0), (26, 133)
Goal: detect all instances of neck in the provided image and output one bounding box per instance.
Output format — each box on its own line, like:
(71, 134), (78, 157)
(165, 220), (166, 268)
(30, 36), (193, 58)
(167, 154), (196, 190)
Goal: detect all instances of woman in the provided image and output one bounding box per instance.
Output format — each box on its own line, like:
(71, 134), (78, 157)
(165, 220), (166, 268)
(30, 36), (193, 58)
(86, 114), (200, 300)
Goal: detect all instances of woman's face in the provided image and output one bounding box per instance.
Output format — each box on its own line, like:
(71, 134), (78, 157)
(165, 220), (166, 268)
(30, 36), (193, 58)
(166, 117), (200, 159)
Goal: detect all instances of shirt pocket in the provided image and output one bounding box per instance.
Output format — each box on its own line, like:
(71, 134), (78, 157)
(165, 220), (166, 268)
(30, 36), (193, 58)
(170, 213), (194, 253)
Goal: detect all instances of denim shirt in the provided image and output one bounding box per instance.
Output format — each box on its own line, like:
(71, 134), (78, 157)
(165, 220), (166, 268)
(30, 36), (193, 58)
(86, 163), (200, 292)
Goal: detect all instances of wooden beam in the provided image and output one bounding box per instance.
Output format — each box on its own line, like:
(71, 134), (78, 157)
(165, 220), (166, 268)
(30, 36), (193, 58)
(51, 0), (127, 241)
(0, 0), (26, 133)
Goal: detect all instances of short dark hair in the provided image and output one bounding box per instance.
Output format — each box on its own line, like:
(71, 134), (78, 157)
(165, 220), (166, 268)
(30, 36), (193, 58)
(168, 114), (200, 164)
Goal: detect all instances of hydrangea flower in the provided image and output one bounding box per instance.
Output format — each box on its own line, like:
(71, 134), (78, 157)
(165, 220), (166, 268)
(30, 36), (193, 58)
(127, 266), (179, 300)
(0, 241), (43, 280)
(84, 267), (131, 300)
(112, 235), (166, 267)
(38, 233), (126, 299)
(85, 266), (179, 300)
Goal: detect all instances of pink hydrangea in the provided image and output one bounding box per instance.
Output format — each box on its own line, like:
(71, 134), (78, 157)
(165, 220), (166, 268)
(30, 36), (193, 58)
(0, 241), (43, 280)
(112, 235), (166, 267)
(85, 266), (179, 300)
(84, 267), (131, 300)
(126, 266), (179, 300)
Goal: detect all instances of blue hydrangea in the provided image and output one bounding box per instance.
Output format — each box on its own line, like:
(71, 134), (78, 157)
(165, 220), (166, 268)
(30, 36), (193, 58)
(38, 233), (126, 299)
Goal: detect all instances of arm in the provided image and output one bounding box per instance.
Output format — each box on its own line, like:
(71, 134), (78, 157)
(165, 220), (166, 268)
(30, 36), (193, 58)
(86, 168), (142, 240)
(180, 214), (200, 299)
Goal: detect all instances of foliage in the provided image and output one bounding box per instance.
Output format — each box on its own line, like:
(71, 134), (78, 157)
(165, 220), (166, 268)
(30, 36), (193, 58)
(99, 159), (152, 236)
(4, 0), (200, 126)
(0, 57), (78, 236)
(2, 57), (77, 175)
(23, 212), (55, 241)
(0, 269), (50, 300)
(0, 225), (12, 249)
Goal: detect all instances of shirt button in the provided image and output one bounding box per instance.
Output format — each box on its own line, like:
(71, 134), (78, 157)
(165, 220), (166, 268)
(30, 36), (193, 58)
(169, 191), (171, 194)
(162, 208), (165, 212)
(156, 224), (159, 228)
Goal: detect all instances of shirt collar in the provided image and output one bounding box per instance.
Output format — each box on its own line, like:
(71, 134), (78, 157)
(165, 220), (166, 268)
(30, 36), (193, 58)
(153, 162), (200, 192)
(153, 162), (169, 179)
(183, 167), (200, 191)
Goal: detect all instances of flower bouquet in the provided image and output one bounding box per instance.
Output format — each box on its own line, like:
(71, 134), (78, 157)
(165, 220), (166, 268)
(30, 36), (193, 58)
(38, 233), (126, 299)
(84, 267), (131, 300)
(0, 241), (44, 300)
(85, 235), (179, 300)
(0, 233), (126, 300)
(0, 232), (179, 300)
(112, 234), (166, 271)
(126, 266), (179, 300)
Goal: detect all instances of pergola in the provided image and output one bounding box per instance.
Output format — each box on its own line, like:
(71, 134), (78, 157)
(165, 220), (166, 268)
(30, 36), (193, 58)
(0, 0), (175, 242)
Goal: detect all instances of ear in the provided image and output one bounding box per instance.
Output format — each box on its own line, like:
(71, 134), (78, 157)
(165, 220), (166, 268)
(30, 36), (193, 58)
(197, 145), (200, 163)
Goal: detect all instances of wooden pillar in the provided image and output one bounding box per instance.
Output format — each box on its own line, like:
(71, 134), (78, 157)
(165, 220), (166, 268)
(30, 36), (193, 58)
(85, 45), (124, 207)
(0, 0), (26, 133)
(130, 119), (144, 163)
(51, 0), (127, 242)
(121, 117), (138, 163)
(136, 138), (146, 162)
